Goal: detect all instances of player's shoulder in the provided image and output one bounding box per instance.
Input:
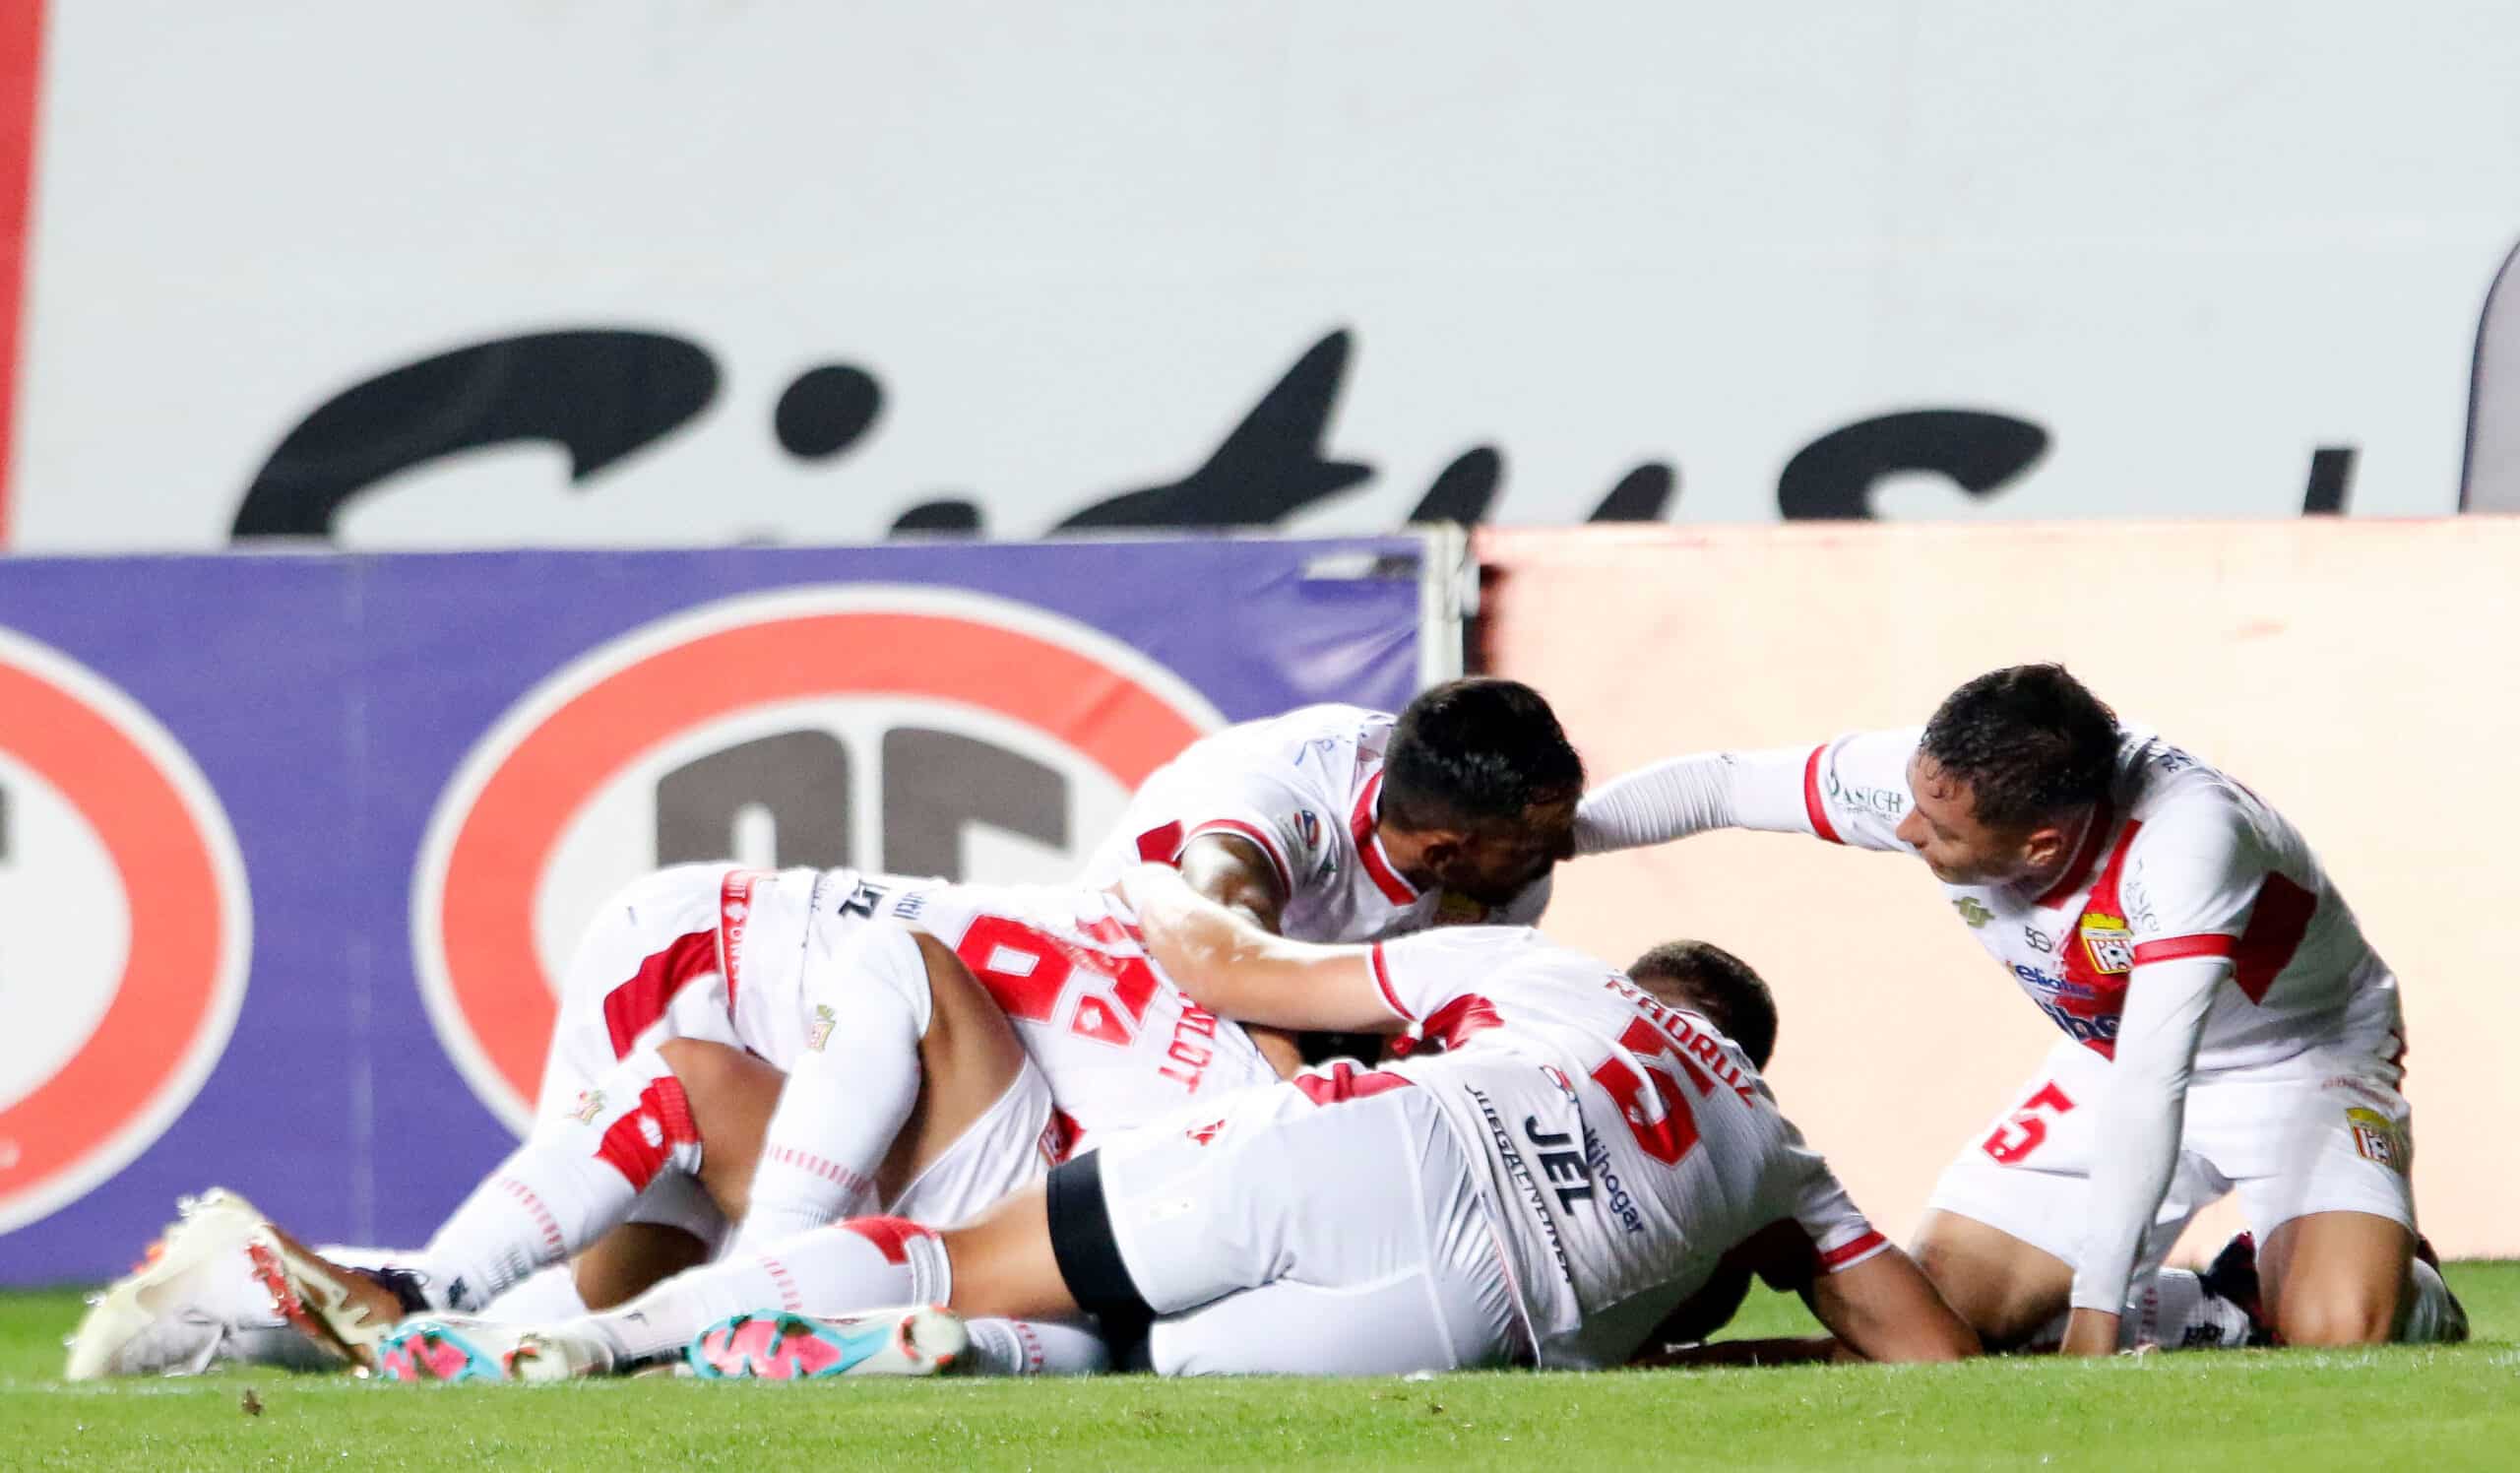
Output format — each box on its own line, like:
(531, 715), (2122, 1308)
(2118, 729), (2252, 827)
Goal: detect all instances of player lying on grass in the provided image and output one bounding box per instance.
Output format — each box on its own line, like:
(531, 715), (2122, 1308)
(1084, 678), (1585, 1070)
(374, 867), (1980, 1379)
(69, 868), (1292, 1378)
(1577, 663), (2467, 1353)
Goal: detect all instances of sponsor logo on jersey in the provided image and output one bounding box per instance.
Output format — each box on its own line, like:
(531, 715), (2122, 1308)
(2037, 997), (2120, 1045)
(2080, 912), (2135, 974)
(0, 630), (253, 1236)
(1822, 770), (1907, 818)
(804, 1004), (838, 1054)
(2010, 963), (2097, 998)
(2346, 1106), (2409, 1172)
(2024, 927), (2056, 954)
(411, 587), (1225, 1131)
(1953, 896), (1993, 928)
(1293, 809), (1321, 849)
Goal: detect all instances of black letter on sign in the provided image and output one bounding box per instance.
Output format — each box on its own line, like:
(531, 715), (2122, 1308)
(1777, 411), (2048, 521)
(881, 728), (1066, 880)
(654, 730), (851, 868)
(1057, 330), (1372, 530)
(233, 330), (721, 540)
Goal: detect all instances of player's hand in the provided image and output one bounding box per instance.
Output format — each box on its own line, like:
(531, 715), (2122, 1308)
(2057, 1308), (2120, 1357)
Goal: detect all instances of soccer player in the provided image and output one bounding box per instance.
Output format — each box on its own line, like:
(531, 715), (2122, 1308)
(1573, 664), (2466, 1353)
(69, 863), (1057, 1375)
(378, 867), (1977, 1379)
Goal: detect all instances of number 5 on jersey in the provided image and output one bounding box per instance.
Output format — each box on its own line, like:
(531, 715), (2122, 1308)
(1591, 1017), (1712, 1166)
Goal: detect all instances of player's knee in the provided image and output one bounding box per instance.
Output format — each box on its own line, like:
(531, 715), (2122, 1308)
(2274, 1286), (2394, 1347)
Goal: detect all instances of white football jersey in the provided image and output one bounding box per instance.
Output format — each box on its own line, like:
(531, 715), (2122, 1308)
(1082, 703), (1553, 942)
(1796, 728), (2405, 1077)
(1368, 927), (1886, 1369)
(810, 875), (1282, 1153)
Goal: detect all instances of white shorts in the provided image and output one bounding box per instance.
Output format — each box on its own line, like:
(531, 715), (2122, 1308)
(888, 1054), (1057, 1229)
(536, 865), (766, 1248)
(1927, 1038), (2418, 1275)
(1087, 1079), (1527, 1376)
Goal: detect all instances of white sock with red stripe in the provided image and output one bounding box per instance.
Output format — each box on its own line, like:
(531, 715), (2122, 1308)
(729, 923), (931, 1254)
(574, 1216), (949, 1370)
(962, 1317), (1111, 1377)
(476, 1264), (589, 1323)
(2025, 1269), (2251, 1352)
(410, 1045), (703, 1313)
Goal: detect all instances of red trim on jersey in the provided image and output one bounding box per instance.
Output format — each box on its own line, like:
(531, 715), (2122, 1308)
(1352, 772), (1420, 904)
(1369, 942), (1413, 1020)
(1419, 993), (1504, 1052)
(2047, 817), (2144, 1059)
(1185, 818), (1295, 898)
(2130, 933), (2236, 966)
(1134, 819), (1186, 863)
(1292, 1060), (1416, 1106)
(2034, 801), (2118, 910)
(716, 869), (761, 1015)
(2231, 872), (2316, 1003)
(1800, 745), (1843, 844)
(600, 929), (722, 1058)
(1817, 1228), (1888, 1272)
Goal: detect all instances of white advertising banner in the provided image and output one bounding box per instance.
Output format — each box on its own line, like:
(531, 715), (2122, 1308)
(7, 4), (2520, 549)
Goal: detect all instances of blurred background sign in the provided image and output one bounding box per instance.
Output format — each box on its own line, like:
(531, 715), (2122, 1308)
(0, 536), (1445, 1280)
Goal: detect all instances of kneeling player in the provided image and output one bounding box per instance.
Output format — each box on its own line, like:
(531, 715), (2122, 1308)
(1577, 664), (2466, 1352)
(378, 869), (1977, 1378)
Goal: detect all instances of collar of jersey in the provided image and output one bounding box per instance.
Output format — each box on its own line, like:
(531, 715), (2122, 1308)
(1351, 771), (1421, 904)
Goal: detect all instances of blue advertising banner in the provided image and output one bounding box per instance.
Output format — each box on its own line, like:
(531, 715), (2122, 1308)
(0, 538), (1435, 1282)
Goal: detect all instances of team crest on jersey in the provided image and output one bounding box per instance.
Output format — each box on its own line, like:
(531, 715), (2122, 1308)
(2080, 913), (2134, 974)
(569, 1088), (606, 1124)
(805, 1004), (839, 1053)
(1953, 897), (1992, 929)
(1434, 891), (1489, 927)
(2346, 1107), (2409, 1172)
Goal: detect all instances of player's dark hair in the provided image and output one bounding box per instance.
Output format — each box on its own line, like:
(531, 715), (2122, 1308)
(1628, 940), (1777, 1071)
(1918, 664), (2120, 833)
(1379, 678), (1584, 832)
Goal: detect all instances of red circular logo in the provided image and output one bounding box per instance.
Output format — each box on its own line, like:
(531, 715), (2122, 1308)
(413, 587), (1222, 1129)
(0, 631), (251, 1233)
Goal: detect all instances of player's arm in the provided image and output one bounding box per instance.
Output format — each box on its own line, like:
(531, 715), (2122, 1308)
(2060, 805), (2259, 1355)
(1804, 1247), (1981, 1363)
(1120, 863), (1403, 1034)
(1173, 833), (1305, 1076)
(2056, 953), (2219, 1354)
(1576, 730), (1922, 857)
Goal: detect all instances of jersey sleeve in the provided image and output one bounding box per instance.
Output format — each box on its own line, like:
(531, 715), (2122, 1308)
(2118, 791), (2300, 991)
(1796, 729), (1923, 855)
(1121, 765), (1337, 904)
(1776, 1131), (1890, 1275)
(1367, 926), (1549, 1023)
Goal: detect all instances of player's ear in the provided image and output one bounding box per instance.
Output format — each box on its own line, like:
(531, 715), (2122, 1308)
(2020, 822), (2070, 869)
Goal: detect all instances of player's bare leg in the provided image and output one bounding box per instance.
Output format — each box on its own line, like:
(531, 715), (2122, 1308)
(2256, 1210), (2462, 1345)
(1909, 1209), (2072, 1349)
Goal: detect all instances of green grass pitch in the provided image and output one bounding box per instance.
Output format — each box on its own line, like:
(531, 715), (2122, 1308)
(5, 1267), (2519, 1471)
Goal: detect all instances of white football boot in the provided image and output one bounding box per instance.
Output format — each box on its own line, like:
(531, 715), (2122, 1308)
(375, 1316), (615, 1383)
(63, 1188), (343, 1378)
(685, 1307), (970, 1380)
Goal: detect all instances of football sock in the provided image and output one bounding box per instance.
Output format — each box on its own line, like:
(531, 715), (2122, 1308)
(963, 1317), (1112, 1377)
(477, 1264), (590, 1322)
(576, 1217), (947, 1370)
(410, 1045), (701, 1313)
(2026, 1269), (2252, 1352)
(730, 924), (931, 1253)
